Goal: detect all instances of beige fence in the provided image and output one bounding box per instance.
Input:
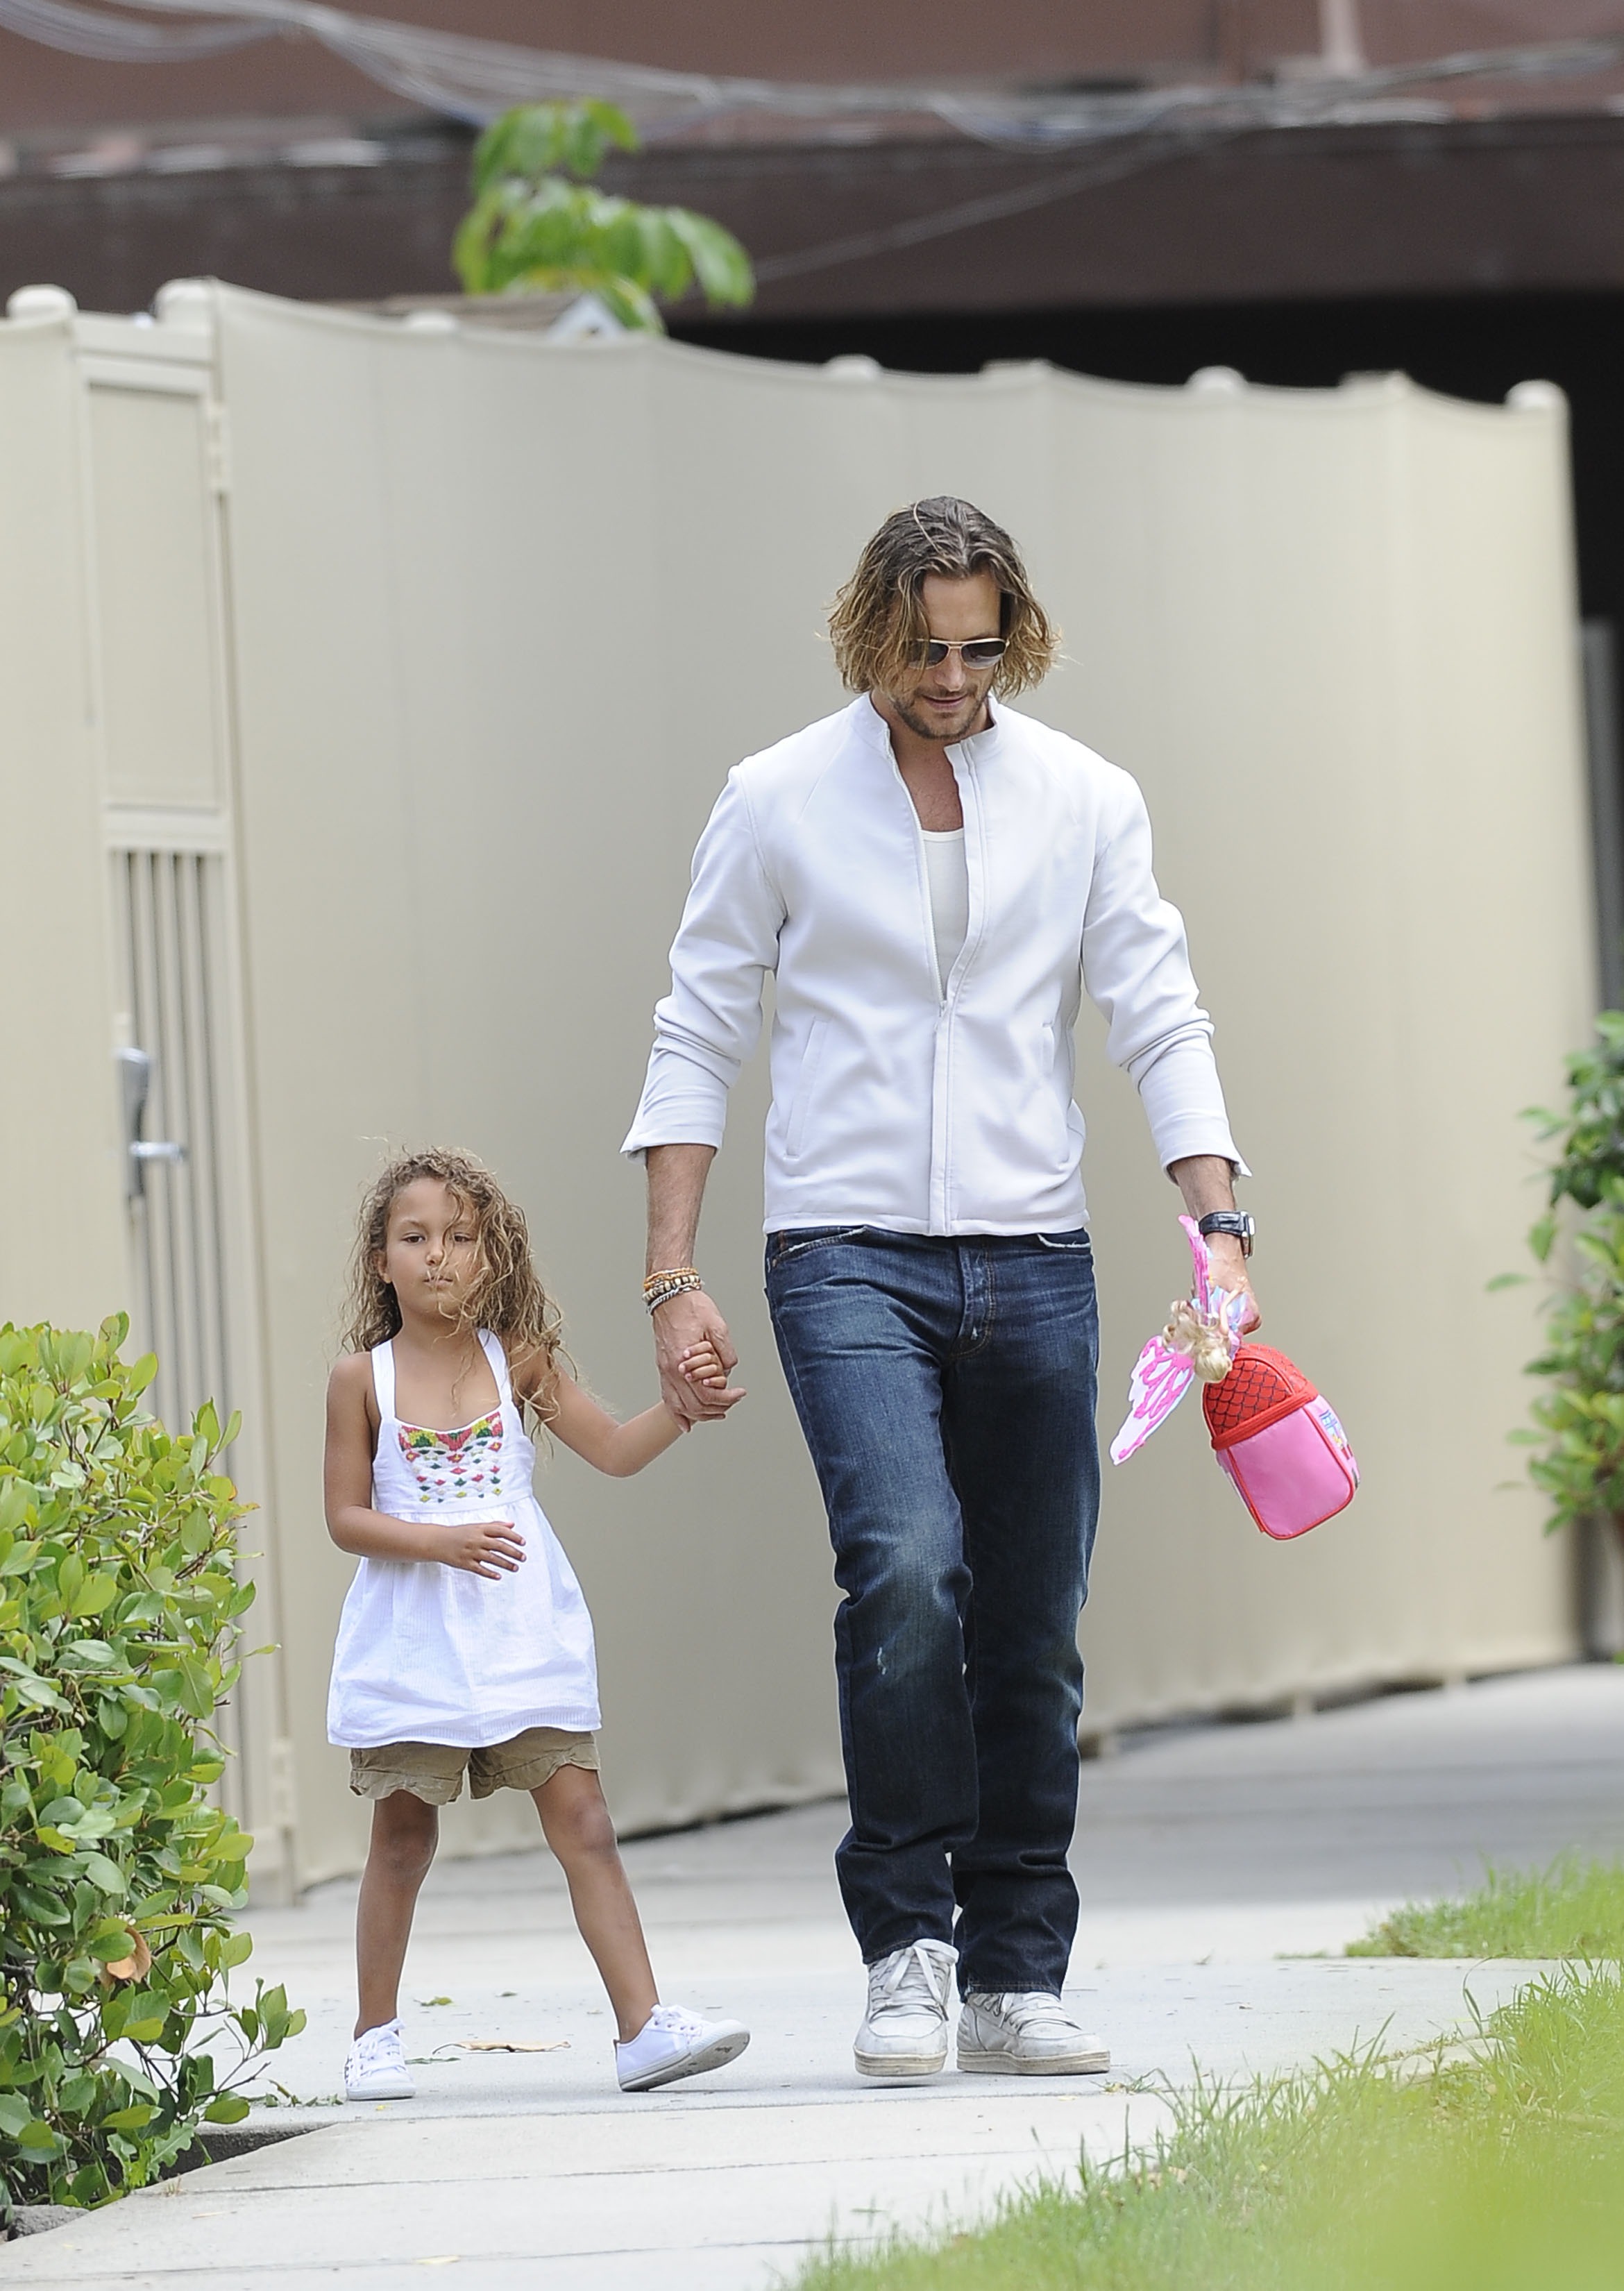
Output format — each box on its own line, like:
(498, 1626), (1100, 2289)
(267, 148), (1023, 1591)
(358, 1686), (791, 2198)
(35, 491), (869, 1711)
(0, 285), (1593, 1893)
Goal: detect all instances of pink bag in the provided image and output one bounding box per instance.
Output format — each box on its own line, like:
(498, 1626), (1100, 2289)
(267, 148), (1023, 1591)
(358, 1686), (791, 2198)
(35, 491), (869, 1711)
(1201, 1344), (1359, 1541)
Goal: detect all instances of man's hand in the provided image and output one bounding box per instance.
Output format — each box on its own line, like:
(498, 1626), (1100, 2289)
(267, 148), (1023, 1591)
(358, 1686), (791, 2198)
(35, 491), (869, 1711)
(653, 1289), (742, 1425)
(1203, 1235), (1261, 1334)
(431, 1516), (526, 1579)
(1167, 1155), (1261, 1334)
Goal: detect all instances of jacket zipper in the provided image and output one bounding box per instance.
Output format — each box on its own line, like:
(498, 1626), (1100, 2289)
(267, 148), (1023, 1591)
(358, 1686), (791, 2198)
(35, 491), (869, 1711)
(933, 748), (981, 1233)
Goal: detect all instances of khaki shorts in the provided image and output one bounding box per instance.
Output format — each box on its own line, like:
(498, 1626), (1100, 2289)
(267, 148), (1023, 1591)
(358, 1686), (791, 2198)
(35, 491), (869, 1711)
(348, 1726), (598, 1807)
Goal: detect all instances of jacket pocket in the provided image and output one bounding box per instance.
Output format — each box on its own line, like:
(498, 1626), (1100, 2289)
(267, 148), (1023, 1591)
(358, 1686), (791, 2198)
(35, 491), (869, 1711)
(784, 1016), (829, 1162)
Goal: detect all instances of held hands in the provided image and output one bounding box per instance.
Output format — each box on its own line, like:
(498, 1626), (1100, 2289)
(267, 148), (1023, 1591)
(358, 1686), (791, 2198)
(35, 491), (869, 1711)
(432, 1516), (526, 1579)
(653, 1289), (745, 1427)
(675, 1336), (746, 1425)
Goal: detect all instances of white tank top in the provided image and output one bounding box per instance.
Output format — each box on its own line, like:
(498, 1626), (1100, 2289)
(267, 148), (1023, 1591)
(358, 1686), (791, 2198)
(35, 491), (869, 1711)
(922, 827), (969, 993)
(325, 1328), (600, 1748)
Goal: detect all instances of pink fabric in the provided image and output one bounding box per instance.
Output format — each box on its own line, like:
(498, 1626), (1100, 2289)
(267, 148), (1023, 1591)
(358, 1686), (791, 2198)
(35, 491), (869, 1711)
(1216, 1398), (1358, 1540)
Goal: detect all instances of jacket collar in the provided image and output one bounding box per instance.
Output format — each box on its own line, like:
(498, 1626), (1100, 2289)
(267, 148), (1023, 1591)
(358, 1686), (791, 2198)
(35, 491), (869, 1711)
(856, 691), (1004, 765)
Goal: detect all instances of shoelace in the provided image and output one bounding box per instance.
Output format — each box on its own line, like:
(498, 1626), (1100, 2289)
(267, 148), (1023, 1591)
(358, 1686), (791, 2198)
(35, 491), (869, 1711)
(354, 2022), (403, 2065)
(625, 2006), (700, 2046)
(871, 1942), (952, 2013)
(979, 1991), (1072, 2031)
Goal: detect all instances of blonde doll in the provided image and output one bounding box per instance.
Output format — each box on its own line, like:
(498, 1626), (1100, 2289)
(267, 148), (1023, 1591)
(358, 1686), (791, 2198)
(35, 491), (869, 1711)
(323, 1148), (745, 2099)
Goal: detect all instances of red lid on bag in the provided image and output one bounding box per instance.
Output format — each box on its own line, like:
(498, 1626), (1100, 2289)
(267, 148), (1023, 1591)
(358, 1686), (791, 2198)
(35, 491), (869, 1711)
(1202, 1344), (1320, 1451)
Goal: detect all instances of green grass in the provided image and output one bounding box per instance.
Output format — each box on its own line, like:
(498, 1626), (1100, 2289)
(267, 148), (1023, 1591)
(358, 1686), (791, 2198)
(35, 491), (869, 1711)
(793, 1963), (1624, 2290)
(1348, 1854), (1624, 1959)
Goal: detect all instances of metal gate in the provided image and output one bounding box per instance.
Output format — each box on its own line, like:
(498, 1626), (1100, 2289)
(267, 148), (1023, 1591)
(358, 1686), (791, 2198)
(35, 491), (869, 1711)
(111, 847), (233, 1441)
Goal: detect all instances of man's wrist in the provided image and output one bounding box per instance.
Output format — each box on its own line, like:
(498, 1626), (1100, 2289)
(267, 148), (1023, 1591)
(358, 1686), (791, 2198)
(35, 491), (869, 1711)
(1197, 1210), (1255, 1258)
(644, 1267), (704, 1313)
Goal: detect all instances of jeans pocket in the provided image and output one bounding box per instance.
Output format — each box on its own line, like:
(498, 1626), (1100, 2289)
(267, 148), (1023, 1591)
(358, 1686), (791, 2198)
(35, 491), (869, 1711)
(1034, 1230), (1093, 1253)
(768, 1225), (869, 1269)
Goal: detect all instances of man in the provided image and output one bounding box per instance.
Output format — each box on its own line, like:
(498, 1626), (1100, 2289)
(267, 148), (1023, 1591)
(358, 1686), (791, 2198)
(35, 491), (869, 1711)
(623, 498), (1255, 2081)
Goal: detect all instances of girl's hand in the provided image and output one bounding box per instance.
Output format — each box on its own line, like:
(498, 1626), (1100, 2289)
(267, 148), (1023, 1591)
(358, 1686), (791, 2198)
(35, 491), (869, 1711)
(679, 1340), (731, 1392)
(432, 1517), (526, 1579)
(677, 1342), (746, 1420)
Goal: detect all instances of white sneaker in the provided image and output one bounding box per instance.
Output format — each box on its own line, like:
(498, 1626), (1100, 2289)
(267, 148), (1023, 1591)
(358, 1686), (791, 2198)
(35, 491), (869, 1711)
(958, 1990), (1110, 2076)
(615, 2004), (750, 2093)
(344, 2018), (416, 2102)
(854, 1939), (958, 2080)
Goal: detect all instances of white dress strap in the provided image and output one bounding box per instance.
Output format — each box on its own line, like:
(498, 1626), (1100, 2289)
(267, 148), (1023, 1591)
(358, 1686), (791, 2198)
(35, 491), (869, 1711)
(478, 1328), (514, 1408)
(371, 1338), (397, 1421)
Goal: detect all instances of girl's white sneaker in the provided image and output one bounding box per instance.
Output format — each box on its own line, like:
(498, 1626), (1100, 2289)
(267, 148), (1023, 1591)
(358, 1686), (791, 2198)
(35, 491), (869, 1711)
(615, 2004), (750, 2093)
(344, 2018), (416, 2102)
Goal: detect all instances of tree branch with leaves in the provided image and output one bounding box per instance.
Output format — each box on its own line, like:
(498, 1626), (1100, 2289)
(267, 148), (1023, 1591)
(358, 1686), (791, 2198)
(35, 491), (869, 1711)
(454, 99), (755, 333)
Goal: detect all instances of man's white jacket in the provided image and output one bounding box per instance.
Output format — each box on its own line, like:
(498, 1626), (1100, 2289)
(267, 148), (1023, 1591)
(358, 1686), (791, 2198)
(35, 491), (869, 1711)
(623, 695), (1243, 1235)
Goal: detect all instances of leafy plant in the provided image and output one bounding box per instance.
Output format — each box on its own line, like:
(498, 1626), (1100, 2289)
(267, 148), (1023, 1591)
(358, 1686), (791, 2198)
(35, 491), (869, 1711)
(1500, 1013), (1624, 1536)
(0, 1318), (302, 2217)
(453, 97), (755, 332)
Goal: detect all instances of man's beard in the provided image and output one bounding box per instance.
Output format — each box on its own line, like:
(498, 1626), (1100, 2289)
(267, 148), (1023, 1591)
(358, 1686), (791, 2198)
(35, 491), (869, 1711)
(889, 690), (987, 743)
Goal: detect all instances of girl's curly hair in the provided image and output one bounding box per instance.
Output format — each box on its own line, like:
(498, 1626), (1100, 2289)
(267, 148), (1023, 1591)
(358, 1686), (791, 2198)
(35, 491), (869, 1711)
(340, 1148), (566, 1417)
(828, 496), (1059, 699)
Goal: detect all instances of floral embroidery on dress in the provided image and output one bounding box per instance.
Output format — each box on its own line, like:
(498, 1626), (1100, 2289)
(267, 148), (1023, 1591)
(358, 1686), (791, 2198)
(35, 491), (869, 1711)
(398, 1414), (502, 1505)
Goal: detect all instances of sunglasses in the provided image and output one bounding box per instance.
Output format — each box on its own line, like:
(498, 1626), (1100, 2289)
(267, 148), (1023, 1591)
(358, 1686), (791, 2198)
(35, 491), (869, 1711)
(914, 637), (1008, 668)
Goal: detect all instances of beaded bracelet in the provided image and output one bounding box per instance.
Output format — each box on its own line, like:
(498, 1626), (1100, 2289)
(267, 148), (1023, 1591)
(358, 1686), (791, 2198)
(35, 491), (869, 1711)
(642, 1265), (699, 1301)
(643, 1269), (704, 1314)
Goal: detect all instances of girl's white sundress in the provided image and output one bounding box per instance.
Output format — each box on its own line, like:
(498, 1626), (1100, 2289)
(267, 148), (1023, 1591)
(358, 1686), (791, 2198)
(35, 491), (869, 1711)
(326, 1329), (600, 1748)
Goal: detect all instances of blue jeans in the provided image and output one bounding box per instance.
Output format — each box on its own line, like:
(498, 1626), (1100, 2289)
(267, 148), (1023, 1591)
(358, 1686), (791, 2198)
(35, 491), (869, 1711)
(766, 1225), (1099, 1995)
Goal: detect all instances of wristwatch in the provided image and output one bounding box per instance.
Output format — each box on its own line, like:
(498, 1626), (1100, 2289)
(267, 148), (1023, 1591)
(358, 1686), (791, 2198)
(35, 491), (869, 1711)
(1197, 1210), (1255, 1258)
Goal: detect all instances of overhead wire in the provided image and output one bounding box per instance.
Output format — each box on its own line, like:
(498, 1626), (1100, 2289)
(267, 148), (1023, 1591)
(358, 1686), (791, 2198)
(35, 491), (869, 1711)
(0, 0), (1621, 149)
(752, 138), (1217, 285)
(0, 0), (268, 60)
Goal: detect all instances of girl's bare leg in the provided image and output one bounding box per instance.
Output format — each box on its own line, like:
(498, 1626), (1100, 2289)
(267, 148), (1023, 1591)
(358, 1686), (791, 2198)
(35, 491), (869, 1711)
(355, 1791), (439, 2037)
(532, 1766), (657, 2040)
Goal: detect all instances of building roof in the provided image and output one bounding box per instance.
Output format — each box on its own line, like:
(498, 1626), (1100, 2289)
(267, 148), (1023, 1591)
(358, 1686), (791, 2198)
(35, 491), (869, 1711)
(5, 1), (1624, 317)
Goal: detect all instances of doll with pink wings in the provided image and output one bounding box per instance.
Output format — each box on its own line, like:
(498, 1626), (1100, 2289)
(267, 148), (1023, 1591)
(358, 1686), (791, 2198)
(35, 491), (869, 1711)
(1108, 1215), (1251, 1465)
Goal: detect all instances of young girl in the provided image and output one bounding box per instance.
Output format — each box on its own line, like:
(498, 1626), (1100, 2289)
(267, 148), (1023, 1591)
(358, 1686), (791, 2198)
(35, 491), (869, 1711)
(323, 1147), (746, 2101)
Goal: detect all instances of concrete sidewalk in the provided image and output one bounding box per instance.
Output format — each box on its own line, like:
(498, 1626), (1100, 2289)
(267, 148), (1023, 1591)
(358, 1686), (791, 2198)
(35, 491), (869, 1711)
(6, 1664), (1624, 2288)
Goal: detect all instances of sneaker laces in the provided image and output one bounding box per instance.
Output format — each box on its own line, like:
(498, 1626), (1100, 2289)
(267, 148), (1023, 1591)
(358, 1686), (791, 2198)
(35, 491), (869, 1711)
(354, 2019), (403, 2065)
(625, 2004), (701, 2046)
(971, 1990), (1072, 2032)
(870, 1941), (955, 2015)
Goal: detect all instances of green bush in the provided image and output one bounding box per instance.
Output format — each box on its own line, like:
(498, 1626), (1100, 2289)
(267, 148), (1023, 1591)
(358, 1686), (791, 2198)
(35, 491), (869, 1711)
(0, 1317), (303, 2217)
(1501, 1013), (1624, 1534)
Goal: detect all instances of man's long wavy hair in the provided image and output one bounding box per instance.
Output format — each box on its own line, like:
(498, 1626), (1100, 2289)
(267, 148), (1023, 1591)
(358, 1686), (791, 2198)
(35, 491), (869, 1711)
(340, 1148), (566, 1420)
(829, 496), (1059, 700)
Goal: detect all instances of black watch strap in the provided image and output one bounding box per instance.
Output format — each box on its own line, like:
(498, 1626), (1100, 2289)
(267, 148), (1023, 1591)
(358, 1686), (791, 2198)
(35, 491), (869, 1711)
(1197, 1210), (1255, 1257)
